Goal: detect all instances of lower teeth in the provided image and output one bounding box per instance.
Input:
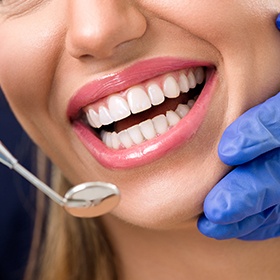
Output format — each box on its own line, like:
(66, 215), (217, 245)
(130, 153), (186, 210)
(101, 99), (195, 150)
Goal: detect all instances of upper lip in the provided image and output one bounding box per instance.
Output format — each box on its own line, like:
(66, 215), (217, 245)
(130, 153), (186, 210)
(67, 57), (214, 120)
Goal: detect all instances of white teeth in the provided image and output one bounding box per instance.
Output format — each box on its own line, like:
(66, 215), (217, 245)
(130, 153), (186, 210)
(118, 130), (134, 148)
(139, 119), (157, 140)
(100, 101), (195, 149)
(99, 106), (113, 126)
(187, 70), (197, 89)
(111, 132), (121, 150)
(178, 72), (190, 93)
(147, 83), (165, 105)
(166, 110), (181, 127)
(188, 99), (195, 108)
(87, 67), (206, 148)
(127, 87), (152, 114)
(163, 76), (180, 98)
(87, 109), (102, 128)
(108, 96), (131, 122)
(175, 104), (190, 118)
(194, 67), (205, 84)
(101, 131), (112, 148)
(127, 125), (144, 144)
(152, 114), (168, 135)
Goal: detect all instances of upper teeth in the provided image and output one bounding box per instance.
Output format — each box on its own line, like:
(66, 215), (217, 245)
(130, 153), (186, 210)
(84, 67), (205, 129)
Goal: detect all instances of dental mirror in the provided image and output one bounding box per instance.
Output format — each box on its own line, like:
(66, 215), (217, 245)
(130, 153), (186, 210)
(0, 141), (120, 218)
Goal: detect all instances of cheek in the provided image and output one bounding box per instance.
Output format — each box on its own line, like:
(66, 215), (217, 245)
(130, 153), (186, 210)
(0, 18), (71, 173)
(142, 0), (277, 54)
(0, 19), (64, 126)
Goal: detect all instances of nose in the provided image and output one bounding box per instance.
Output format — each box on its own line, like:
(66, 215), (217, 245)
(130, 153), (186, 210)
(66, 0), (147, 59)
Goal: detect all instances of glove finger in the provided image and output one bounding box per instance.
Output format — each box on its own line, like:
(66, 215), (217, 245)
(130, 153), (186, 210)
(198, 205), (280, 240)
(204, 149), (280, 224)
(277, 14), (280, 30)
(218, 93), (280, 166)
(238, 224), (280, 241)
(197, 214), (235, 240)
(238, 203), (280, 240)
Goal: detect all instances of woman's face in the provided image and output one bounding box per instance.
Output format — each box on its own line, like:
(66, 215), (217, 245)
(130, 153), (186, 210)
(1, 0), (280, 229)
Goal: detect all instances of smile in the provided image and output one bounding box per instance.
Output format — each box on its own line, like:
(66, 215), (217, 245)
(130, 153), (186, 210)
(68, 58), (217, 169)
(83, 68), (205, 149)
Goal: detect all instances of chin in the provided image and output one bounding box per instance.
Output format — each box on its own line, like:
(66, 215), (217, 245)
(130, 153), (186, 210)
(106, 151), (228, 231)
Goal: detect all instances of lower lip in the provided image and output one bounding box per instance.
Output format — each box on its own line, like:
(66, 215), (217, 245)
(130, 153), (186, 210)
(73, 70), (217, 169)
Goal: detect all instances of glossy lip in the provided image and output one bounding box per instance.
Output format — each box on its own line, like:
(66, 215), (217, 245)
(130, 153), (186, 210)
(68, 57), (217, 169)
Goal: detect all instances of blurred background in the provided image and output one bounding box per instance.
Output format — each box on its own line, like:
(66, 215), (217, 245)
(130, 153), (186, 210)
(0, 89), (36, 280)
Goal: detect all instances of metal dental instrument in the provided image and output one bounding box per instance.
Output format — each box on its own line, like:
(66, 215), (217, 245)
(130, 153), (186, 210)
(0, 141), (120, 218)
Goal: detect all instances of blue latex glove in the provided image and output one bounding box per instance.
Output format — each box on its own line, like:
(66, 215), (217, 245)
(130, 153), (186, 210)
(277, 14), (280, 29)
(197, 15), (280, 240)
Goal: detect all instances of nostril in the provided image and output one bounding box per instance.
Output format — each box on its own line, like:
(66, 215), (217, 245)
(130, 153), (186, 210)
(65, 26), (115, 59)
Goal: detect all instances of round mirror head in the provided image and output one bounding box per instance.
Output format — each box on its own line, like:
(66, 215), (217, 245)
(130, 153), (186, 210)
(64, 182), (120, 218)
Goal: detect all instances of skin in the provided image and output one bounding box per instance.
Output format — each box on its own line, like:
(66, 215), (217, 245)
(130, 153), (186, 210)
(1, 0), (280, 279)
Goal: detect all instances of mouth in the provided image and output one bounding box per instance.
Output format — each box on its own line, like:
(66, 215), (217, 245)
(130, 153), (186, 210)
(69, 58), (217, 169)
(82, 67), (205, 149)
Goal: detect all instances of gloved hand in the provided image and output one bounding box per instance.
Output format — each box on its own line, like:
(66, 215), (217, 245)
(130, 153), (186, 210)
(197, 15), (280, 241)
